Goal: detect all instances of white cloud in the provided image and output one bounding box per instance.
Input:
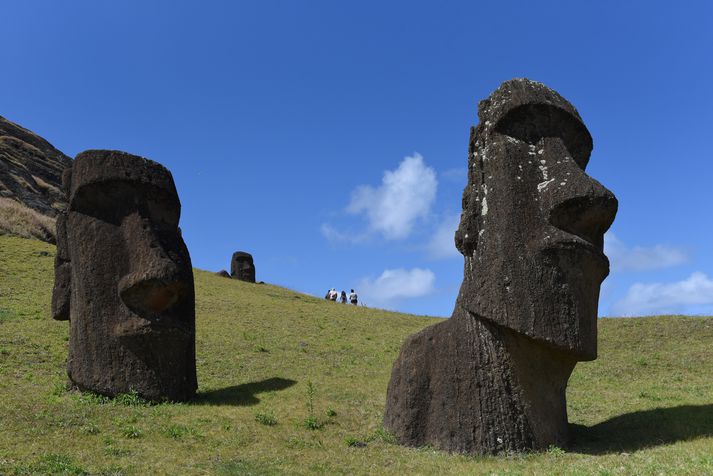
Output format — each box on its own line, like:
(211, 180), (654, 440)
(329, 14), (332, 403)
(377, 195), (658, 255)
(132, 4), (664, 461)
(357, 267), (436, 308)
(346, 153), (437, 240)
(610, 272), (713, 316)
(426, 213), (461, 259)
(319, 223), (369, 244)
(605, 232), (688, 272)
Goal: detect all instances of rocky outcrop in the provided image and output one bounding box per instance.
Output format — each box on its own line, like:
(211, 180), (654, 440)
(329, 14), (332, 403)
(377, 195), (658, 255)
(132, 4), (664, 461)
(383, 79), (618, 454)
(0, 115), (72, 242)
(0, 116), (71, 215)
(52, 150), (197, 402)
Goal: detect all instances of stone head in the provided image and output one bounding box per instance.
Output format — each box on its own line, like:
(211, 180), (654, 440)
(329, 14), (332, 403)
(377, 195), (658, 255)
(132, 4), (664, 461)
(454, 79), (617, 360)
(230, 251), (255, 283)
(51, 150), (196, 401)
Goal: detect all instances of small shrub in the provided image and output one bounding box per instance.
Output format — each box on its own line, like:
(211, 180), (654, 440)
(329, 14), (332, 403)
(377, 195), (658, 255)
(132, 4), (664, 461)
(639, 391), (663, 401)
(51, 382), (68, 396)
(81, 422), (100, 435)
(32, 453), (88, 475)
(163, 424), (191, 439)
(345, 436), (367, 447)
(325, 408), (337, 418)
(546, 445), (565, 456)
(75, 391), (111, 405)
(120, 425), (142, 439)
(301, 381), (324, 430)
(255, 411), (277, 426)
(370, 427), (396, 444)
(114, 389), (148, 406)
(302, 416), (323, 430)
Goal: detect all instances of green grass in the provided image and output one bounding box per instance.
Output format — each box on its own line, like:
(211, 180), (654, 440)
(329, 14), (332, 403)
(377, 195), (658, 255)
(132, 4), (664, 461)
(1, 234), (712, 475)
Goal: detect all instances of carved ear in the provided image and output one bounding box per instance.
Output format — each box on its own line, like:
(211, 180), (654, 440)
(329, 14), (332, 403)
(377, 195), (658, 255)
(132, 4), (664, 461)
(455, 126), (482, 257)
(52, 177), (71, 321)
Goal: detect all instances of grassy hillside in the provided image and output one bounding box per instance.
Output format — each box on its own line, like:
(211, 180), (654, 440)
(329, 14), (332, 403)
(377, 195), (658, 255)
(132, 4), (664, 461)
(0, 198), (56, 243)
(1, 235), (712, 475)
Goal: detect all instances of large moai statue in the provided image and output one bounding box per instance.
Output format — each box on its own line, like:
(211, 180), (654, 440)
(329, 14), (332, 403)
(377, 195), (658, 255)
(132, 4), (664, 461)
(384, 79), (618, 454)
(230, 251), (256, 283)
(51, 150), (197, 402)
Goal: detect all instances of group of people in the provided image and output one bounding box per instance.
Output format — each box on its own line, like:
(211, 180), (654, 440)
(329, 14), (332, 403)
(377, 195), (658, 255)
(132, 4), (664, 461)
(325, 288), (358, 305)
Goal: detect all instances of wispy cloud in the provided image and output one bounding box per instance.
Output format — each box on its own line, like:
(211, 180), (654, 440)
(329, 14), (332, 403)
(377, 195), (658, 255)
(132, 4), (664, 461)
(357, 267), (436, 309)
(610, 272), (713, 316)
(605, 232), (688, 272)
(319, 223), (369, 244)
(345, 153), (437, 240)
(426, 213), (461, 259)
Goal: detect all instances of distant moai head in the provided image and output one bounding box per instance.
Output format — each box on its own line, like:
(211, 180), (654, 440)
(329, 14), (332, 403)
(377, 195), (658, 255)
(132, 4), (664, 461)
(230, 251), (255, 283)
(454, 79), (617, 360)
(51, 150), (196, 401)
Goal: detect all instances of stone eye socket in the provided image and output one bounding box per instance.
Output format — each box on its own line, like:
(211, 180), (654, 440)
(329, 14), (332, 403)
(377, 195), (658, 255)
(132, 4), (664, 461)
(70, 181), (180, 228)
(493, 104), (592, 170)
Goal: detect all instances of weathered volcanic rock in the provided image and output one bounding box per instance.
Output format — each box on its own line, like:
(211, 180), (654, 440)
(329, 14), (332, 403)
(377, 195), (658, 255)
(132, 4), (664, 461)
(0, 115), (72, 216)
(51, 150), (197, 402)
(231, 251), (256, 283)
(215, 270), (231, 278)
(383, 79), (618, 454)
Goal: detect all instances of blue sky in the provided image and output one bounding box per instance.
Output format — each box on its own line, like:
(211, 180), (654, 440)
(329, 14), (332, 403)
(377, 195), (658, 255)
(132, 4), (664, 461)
(3, 1), (712, 317)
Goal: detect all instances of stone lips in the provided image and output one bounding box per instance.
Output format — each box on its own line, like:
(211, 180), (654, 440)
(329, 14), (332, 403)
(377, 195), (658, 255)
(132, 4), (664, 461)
(52, 150), (197, 402)
(384, 78), (618, 454)
(231, 251), (256, 283)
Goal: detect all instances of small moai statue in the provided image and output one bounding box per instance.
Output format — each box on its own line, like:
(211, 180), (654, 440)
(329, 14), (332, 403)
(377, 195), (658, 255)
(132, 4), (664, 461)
(230, 251), (256, 283)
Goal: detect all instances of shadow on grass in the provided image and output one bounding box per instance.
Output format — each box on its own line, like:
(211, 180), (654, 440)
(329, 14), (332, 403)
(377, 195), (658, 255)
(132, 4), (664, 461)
(571, 404), (713, 454)
(195, 377), (297, 406)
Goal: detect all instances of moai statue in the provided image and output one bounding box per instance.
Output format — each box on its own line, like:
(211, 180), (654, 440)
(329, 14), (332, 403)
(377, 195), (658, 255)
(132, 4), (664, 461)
(51, 150), (197, 402)
(230, 251), (256, 283)
(384, 79), (617, 454)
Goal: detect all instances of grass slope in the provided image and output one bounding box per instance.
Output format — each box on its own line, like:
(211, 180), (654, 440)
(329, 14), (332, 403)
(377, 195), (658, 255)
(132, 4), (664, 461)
(1, 234), (712, 475)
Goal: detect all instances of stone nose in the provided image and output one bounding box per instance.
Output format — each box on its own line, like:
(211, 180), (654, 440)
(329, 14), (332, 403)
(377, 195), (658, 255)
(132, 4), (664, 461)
(118, 212), (186, 315)
(547, 172), (618, 250)
(119, 270), (185, 314)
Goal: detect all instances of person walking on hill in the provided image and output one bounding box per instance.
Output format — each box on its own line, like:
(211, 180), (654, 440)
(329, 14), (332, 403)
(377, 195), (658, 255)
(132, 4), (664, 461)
(348, 289), (358, 306)
(340, 290), (347, 304)
(329, 288), (338, 302)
